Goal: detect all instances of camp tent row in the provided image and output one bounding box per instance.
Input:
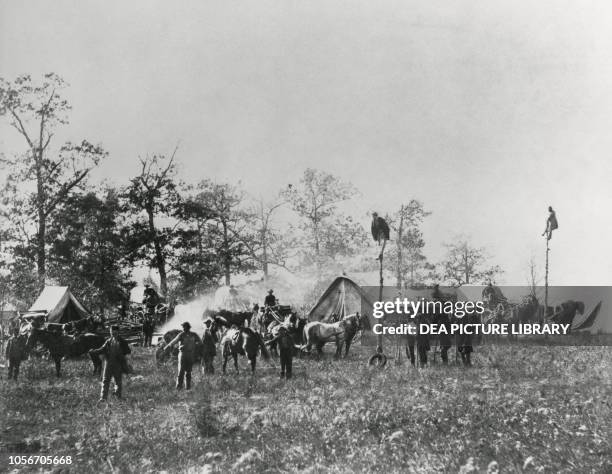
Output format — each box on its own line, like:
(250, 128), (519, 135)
(27, 286), (90, 324)
(308, 276), (612, 335)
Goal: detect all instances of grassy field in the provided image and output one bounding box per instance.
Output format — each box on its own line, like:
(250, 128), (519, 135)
(1, 342), (611, 473)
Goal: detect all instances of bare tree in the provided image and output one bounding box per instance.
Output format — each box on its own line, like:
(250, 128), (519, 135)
(440, 236), (503, 286)
(124, 148), (180, 296)
(387, 200), (431, 288)
(0, 74), (106, 287)
(526, 256), (540, 300)
(282, 169), (360, 276)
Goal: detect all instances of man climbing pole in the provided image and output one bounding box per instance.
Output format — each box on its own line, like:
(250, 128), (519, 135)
(371, 212), (390, 261)
(542, 206), (558, 240)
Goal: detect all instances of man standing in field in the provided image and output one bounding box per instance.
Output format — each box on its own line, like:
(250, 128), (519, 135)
(142, 315), (154, 348)
(164, 322), (200, 390)
(201, 319), (218, 375)
(90, 325), (131, 401)
(268, 325), (294, 379)
(5, 328), (27, 381)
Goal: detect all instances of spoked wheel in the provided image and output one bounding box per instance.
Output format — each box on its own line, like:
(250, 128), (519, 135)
(368, 352), (387, 367)
(155, 344), (169, 365)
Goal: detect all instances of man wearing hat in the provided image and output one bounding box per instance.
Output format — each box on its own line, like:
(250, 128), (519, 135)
(142, 284), (160, 316)
(90, 325), (131, 401)
(164, 322), (201, 389)
(264, 289), (277, 308)
(201, 319), (218, 375)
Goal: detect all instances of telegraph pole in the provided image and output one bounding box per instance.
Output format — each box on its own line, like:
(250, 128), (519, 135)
(544, 237), (550, 320)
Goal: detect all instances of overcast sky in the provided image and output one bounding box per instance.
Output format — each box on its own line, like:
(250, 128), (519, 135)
(1, 0), (611, 285)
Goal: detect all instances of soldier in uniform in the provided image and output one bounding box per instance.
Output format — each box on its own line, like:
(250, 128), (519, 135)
(268, 325), (294, 379)
(5, 328), (27, 381)
(141, 316), (154, 348)
(164, 322), (200, 390)
(90, 325), (131, 401)
(201, 319), (218, 375)
(456, 312), (475, 367)
(431, 285), (452, 364)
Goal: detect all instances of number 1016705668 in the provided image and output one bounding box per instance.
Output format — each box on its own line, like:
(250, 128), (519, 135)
(8, 455), (73, 465)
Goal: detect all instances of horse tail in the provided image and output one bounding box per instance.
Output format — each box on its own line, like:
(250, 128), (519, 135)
(254, 331), (270, 361)
(303, 324), (311, 346)
(221, 338), (232, 358)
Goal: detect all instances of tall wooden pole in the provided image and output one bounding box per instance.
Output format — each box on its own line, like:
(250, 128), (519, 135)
(376, 253), (384, 354)
(544, 237), (550, 320)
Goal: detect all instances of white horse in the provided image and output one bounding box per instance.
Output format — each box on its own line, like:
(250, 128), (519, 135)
(302, 313), (364, 358)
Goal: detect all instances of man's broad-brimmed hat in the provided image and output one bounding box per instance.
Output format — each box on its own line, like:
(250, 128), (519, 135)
(268, 289), (274, 293)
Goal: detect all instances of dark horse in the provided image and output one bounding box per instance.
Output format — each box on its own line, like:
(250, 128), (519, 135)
(262, 312), (307, 355)
(220, 326), (270, 374)
(207, 308), (255, 330)
(63, 316), (104, 334)
(26, 326), (105, 377)
(155, 329), (204, 364)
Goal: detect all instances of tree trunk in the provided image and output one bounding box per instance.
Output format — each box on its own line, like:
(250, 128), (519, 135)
(262, 232), (269, 281)
(147, 204), (167, 296)
(36, 150), (46, 289)
(36, 219), (46, 289)
(396, 209), (404, 289)
(222, 221), (231, 286)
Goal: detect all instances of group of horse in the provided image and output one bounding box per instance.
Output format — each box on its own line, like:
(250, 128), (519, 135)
(159, 306), (368, 374)
(481, 290), (586, 331)
(17, 318), (106, 377)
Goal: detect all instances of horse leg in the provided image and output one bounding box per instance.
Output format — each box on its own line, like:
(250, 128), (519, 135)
(316, 343), (324, 358)
(406, 344), (416, 366)
(90, 352), (101, 375)
(344, 338), (351, 357)
(233, 353), (239, 374)
(54, 356), (62, 377)
(334, 338), (342, 359)
(250, 355), (256, 373)
(222, 354), (228, 374)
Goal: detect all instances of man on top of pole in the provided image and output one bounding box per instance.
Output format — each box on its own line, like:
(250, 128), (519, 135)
(371, 212), (390, 261)
(542, 206), (559, 240)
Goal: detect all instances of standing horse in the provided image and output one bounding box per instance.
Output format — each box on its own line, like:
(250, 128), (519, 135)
(220, 326), (270, 374)
(302, 313), (364, 358)
(26, 326), (105, 377)
(262, 312), (307, 355)
(63, 316), (103, 334)
(209, 308), (255, 330)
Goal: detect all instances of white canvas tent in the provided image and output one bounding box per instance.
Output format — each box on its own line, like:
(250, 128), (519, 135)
(308, 276), (374, 323)
(29, 286), (90, 323)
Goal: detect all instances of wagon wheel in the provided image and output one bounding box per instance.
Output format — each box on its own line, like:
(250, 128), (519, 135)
(368, 352), (387, 367)
(155, 344), (170, 364)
